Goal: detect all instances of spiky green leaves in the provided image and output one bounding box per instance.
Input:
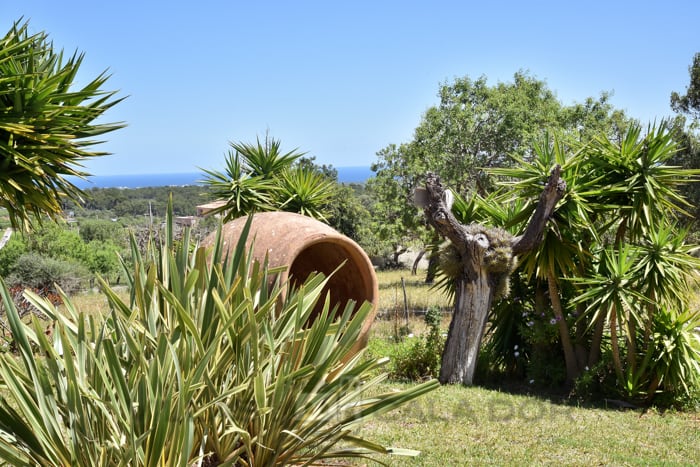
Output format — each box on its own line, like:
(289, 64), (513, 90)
(0, 19), (124, 230)
(0, 206), (437, 465)
(201, 135), (335, 221)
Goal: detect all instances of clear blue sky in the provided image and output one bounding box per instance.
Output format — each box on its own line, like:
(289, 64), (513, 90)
(3, 1), (699, 175)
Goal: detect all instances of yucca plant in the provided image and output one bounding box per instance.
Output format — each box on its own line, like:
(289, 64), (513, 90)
(648, 308), (700, 399)
(0, 19), (124, 230)
(0, 204), (437, 465)
(201, 135), (335, 221)
(277, 167), (335, 221)
(200, 152), (278, 220)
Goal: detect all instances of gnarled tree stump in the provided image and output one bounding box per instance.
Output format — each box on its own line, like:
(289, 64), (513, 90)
(417, 167), (565, 385)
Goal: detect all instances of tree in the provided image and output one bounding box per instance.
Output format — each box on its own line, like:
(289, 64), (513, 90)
(671, 52), (700, 119)
(489, 134), (597, 383)
(78, 218), (125, 244)
(669, 53), (700, 221)
(417, 167), (566, 385)
(369, 71), (626, 274)
(0, 234), (26, 276)
(0, 20), (124, 230)
(476, 124), (700, 403)
(366, 143), (427, 266)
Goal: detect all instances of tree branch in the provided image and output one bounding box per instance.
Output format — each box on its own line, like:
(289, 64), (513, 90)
(417, 172), (468, 248)
(416, 165), (566, 257)
(510, 164), (566, 255)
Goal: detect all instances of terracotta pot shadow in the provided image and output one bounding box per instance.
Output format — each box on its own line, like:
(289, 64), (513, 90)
(203, 212), (378, 354)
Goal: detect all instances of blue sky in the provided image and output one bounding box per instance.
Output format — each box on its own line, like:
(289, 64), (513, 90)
(3, 1), (699, 175)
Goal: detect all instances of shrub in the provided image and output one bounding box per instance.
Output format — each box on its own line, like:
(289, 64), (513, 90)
(0, 234), (26, 277)
(0, 210), (437, 465)
(6, 252), (88, 294)
(389, 307), (445, 381)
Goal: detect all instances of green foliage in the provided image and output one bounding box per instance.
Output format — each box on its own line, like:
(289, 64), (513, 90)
(0, 221), (125, 286)
(78, 185), (213, 218)
(389, 308), (445, 381)
(0, 19), (124, 230)
(6, 252), (87, 294)
(368, 71), (630, 268)
(77, 219), (125, 244)
(26, 223), (87, 264)
(326, 183), (373, 243)
(477, 124), (700, 406)
(278, 166), (335, 221)
(234, 135), (304, 177)
(201, 152), (277, 219)
(0, 208), (437, 465)
(0, 234), (25, 276)
(83, 240), (121, 278)
(668, 119), (700, 221)
(671, 52), (700, 119)
(647, 308), (700, 400)
(202, 134), (341, 225)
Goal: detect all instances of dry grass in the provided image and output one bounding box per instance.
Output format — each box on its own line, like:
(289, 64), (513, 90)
(374, 269), (451, 315)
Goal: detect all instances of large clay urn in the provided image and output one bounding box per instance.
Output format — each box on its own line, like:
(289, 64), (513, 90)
(203, 211), (378, 354)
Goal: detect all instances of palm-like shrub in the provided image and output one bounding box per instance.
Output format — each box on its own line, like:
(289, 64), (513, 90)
(201, 152), (278, 221)
(278, 167), (335, 221)
(201, 135), (335, 221)
(476, 124), (700, 403)
(0, 20), (124, 230)
(0, 208), (437, 465)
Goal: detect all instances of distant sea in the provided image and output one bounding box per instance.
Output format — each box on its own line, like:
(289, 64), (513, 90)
(67, 166), (373, 189)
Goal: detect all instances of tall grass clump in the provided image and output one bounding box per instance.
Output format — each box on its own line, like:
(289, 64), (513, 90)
(0, 206), (437, 465)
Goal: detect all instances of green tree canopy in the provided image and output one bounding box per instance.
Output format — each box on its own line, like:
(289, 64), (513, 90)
(367, 71), (631, 265)
(671, 52), (700, 119)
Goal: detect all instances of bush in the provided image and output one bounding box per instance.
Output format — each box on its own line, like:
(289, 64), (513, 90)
(7, 252), (88, 294)
(389, 307), (445, 381)
(0, 234), (25, 277)
(0, 210), (437, 465)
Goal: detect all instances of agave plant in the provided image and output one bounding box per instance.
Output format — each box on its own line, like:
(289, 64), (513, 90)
(0, 19), (124, 230)
(0, 204), (437, 465)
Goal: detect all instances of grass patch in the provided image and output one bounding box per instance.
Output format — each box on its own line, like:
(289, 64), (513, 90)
(375, 269), (451, 318)
(367, 268), (700, 466)
(355, 382), (700, 466)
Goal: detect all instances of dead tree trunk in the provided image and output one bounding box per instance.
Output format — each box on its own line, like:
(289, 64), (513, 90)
(417, 167), (565, 385)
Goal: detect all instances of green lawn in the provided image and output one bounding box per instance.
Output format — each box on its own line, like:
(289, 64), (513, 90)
(353, 382), (699, 466)
(367, 269), (700, 466)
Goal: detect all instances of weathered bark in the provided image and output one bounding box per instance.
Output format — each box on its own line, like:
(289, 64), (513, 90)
(511, 165), (567, 256)
(439, 266), (494, 384)
(419, 166), (565, 385)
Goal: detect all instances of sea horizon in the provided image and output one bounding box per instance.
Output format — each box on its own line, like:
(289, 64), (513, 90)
(67, 166), (373, 189)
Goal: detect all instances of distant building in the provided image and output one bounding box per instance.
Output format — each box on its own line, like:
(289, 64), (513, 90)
(196, 200), (228, 217)
(175, 216), (197, 227)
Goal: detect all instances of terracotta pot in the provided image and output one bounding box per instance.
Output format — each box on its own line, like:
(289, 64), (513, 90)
(203, 212), (378, 353)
